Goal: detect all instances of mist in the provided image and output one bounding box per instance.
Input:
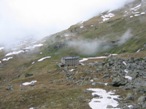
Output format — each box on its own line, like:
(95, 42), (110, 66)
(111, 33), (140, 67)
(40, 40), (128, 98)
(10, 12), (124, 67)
(67, 29), (133, 55)
(0, 0), (134, 48)
(118, 29), (133, 45)
(67, 39), (107, 55)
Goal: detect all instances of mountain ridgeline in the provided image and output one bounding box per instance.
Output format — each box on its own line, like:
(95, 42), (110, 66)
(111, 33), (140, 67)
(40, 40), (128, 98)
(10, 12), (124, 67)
(42, 0), (146, 56)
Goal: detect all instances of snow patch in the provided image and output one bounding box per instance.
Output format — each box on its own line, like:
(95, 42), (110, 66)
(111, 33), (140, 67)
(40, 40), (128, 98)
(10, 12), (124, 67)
(22, 80), (37, 86)
(80, 26), (84, 28)
(25, 44), (43, 50)
(101, 13), (115, 22)
(87, 88), (119, 109)
(105, 83), (108, 86)
(79, 58), (88, 62)
(0, 47), (4, 51)
(38, 56), (51, 62)
(32, 62), (35, 64)
(122, 61), (127, 66)
(125, 76), (132, 81)
(130, 4), (141, 11)
(124, 69), (128, 74)
(134, 14), (141, 16)
(2, 57), (13, 61)
(88, 56), (107, 60)
(124, 69), (132, 81)
(136, 49), (141, 53)
(70, 69), (75, 72)
(5, 50), (25, 56)
(29, 107), (35, 109)
(141, 12), (146, 15)
(128, 105), (134, 108)
(79, 55), (116, 63)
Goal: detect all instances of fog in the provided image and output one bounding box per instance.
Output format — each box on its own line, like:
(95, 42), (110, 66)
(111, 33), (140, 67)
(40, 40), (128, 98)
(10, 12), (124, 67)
(67, 29), (133, 55)
(118, 29), (132, 45)
(0, 0), (134, 48)
(67, 39), (107, 55)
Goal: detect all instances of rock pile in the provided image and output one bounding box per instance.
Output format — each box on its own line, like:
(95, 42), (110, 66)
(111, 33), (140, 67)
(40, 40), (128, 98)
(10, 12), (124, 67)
(101, 56), (146, 108)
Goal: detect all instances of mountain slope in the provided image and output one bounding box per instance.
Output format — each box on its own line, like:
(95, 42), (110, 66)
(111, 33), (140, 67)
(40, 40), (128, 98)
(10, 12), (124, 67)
(0, 0), (146, 109)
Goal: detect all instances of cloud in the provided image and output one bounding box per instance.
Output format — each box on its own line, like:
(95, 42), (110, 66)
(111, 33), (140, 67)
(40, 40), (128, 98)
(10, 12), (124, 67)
(67, 38), (110, 55)
(0, 0), (134, 48)
(67, 29), (133, 55)
(118, 29), (133, 45)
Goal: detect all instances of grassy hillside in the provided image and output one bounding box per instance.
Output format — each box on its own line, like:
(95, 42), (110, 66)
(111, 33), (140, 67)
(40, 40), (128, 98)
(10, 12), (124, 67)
(0, 0), (146, 109)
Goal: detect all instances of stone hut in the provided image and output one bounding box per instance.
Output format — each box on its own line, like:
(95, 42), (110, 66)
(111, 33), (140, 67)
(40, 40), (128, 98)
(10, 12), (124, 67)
(60, 56), (79, 67)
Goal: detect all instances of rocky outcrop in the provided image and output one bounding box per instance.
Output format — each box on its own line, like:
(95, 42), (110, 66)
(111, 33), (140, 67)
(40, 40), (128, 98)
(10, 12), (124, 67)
(99, 56), (146, 108)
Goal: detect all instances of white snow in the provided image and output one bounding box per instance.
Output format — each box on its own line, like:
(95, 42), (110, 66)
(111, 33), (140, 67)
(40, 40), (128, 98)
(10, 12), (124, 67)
(32, 62), (35, 64)
(79, 56), (107, 63)
(22, 80), (37, 86)
(80, 25), (84, 28)
(79, 55), (117, 63)
(105, 83), (108, 86)
(122, 61), (127, 66)
(124, 69), (129, 74)
(125, 76), (132, 81)
(134, 14), (141, 16)
(130, 4), (141, 11)
(38, 56), (51, 62)
(79, 58), (88, 62)
(128, 105), (134, 108)
(124, 69), (132, 81)
(80, 56), (109, 63)
(129, 4), (145, 17)
(141, 12), (146, 15)
(108, 54), (118, 57)
(87, 88), (119, 109)
(2, 57), (13, 61)
(0, 47), (4, 51)
(88, 56), (108, 60)
(5, 50), (25, 56)
(64, 34), (69, 37)
(90, 79), (94, 82)
(25, 44), (43, 50)
(101, 13), (115, 22)
(136, 49), (141, 53)
(29, 107), (34, 109)
(70, 69), (75, 72)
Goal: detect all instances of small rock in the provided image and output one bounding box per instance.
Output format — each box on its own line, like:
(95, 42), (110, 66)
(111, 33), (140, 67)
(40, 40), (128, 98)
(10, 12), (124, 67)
(112, 77), (128, 87)
(137, 96), (146, 104)
(126, 93), (134, 101)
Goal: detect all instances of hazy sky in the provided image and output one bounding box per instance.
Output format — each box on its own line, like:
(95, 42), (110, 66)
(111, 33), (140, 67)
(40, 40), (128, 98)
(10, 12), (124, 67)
(0, 0), (134, 47)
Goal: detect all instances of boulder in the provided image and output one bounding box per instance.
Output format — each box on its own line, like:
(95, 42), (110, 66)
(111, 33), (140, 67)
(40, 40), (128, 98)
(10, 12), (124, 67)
(126, 93), (134, 101)
(112, 77), (128, 87)
(137, 96), (146, 104)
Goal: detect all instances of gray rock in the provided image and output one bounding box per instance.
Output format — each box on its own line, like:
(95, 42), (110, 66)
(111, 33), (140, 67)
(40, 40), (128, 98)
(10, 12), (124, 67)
(126, 93), (134, 101)
(142, 103), (146, 108)
(137, 96), (146, 104)
(106, 105), (114, 108)
(25, 73), (33, 77)
(112, 77), (128, 87)
(6, 85), (13, 91)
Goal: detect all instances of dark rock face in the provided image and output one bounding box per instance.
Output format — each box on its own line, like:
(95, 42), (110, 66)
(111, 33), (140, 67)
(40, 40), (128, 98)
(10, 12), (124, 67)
(25, 73), (33, 77)
(112, 77), (128, 87)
